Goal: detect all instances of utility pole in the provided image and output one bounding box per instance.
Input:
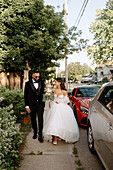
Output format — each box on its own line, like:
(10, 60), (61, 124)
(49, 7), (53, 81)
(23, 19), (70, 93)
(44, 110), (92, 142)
(64, 0), (68, 90)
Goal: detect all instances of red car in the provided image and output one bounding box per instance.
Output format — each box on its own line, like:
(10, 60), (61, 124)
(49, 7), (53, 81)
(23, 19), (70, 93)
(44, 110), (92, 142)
(68, 85), (100, 126)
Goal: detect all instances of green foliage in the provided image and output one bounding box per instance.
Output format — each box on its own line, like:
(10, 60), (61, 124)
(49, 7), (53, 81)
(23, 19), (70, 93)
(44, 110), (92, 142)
(0, 0), (87, 79)
(43, 91), (54, 102)
(0, 87), (25, 123)
(37, 151), (43, 155)
(19, 122), (32, 152)
(0, 102), (22, 169)
(76, 168), (84, 170)
(45, 67), (56, 80)
(102, 77), (109, 83)
(73, 147), (78, 155)
(75, 160), (82, 166)
(28, 151), (43, 155)
(87, 0), (113, 64)
(68, 62), (94, 81)
(29, 151), (35, 155)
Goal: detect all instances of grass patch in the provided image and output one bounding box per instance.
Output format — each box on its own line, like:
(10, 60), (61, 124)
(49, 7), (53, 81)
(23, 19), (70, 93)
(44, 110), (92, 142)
(75, 160), (82, 166)
(76, 168), (84, 170)
(37, 151), (43, 155)
(29, 151), (35, 155)
(75, 155), (79, 158)
(73, 147), (78, 155)
(25, 151), (43, 155)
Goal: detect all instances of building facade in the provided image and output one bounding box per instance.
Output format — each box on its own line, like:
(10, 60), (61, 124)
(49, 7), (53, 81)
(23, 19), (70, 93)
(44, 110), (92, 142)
(97, 64), (113, 81)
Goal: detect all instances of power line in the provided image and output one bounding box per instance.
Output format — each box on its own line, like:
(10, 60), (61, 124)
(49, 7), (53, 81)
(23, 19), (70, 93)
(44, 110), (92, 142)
(74, 0), (87, 25)
(76, 0), (89, 27)
(74, 0), (89, 28)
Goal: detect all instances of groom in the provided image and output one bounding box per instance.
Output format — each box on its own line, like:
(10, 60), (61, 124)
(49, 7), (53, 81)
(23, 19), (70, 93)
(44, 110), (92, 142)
(24, 70), (45, 143)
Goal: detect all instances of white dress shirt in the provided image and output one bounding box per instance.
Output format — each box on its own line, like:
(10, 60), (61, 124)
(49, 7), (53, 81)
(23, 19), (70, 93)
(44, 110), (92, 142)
(33, 79), (39, 89)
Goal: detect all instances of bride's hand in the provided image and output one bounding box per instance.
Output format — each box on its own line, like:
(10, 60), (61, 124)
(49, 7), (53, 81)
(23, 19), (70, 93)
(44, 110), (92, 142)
(55, 101), (59, 104)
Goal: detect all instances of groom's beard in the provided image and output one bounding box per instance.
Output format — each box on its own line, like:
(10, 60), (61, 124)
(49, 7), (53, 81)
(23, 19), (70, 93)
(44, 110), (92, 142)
(33, 78), (40, 83)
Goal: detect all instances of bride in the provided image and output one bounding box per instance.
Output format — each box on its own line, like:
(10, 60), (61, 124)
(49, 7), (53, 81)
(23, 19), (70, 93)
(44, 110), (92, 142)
(43, 78), (79, 145)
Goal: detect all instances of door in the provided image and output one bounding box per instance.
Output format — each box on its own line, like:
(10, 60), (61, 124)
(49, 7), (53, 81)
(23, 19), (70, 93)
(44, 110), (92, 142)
(95, 86), (113, 169)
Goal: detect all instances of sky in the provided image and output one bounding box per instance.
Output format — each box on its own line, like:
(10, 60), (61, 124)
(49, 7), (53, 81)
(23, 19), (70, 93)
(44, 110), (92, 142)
(44, 0), (107, 71)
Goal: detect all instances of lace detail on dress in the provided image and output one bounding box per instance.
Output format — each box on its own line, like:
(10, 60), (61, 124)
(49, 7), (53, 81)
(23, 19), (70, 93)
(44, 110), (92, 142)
(54, 94), (70, 104)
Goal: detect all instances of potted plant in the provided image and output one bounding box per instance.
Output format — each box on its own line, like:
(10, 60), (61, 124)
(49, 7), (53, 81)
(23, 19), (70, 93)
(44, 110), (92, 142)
(21, 112), (30, 125)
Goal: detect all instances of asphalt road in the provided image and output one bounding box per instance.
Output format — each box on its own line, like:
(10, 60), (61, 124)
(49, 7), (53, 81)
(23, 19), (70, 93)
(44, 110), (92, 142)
(75, 126), (105, 170)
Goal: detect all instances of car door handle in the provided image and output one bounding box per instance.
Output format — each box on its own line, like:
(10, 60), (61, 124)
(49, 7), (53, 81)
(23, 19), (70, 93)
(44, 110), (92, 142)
(107, 122), (113, 131)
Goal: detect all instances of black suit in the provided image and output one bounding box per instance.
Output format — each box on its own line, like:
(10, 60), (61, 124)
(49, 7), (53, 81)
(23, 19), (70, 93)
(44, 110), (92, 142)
(24, 79), (45, 137)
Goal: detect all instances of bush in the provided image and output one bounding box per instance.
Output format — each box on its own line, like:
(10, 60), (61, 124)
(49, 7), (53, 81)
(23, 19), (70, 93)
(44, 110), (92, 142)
(0, 100), (22, 169)
(102, 77), (109, 83)
(0, 87), (25, 123)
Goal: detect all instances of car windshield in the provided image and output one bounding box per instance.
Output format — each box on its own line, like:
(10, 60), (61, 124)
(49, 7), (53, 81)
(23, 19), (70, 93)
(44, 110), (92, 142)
(76, 87), (100, 97)
(82, 76), (88, 78)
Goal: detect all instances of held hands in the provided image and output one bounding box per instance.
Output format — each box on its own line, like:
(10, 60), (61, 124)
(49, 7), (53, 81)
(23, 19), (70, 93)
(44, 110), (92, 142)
(55, 101), (59, 104)
(26, 108), (31, 114)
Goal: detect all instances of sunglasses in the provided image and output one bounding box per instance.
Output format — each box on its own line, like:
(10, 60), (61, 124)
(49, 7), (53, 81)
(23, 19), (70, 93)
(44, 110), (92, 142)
(35, 76), (40, 78)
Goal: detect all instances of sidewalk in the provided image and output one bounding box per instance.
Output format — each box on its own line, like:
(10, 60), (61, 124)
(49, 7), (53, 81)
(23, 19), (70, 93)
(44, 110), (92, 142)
(19, 101), (77, 170)
(19, 132), (77, 170)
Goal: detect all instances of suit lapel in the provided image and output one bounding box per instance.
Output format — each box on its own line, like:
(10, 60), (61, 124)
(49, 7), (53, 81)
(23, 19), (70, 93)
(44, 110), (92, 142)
(29, 80), (41, 95)
(36, 81), (41, 96)
(29, 81), (36, 93)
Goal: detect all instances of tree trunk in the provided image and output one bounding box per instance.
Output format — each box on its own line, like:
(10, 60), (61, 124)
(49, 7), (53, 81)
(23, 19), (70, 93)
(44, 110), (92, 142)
(22, 60), (31, 91)
(14, 73), (21, 89)
(0, 72), (8, 87)
(22, 70), (29, 91)
(9, 72), (15, 90)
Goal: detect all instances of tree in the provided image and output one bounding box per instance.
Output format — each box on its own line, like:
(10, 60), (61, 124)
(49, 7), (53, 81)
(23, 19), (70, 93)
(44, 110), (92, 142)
(82, 63), (94, 75)
(87, 0), (113, 64)
(68, 62), (78, 82)
(0, 0), (87, 80)
(68, 62), (93, 81)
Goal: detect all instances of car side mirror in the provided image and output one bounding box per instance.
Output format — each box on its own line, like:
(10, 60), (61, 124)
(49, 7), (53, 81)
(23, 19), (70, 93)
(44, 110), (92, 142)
(68, 92), (72, 96)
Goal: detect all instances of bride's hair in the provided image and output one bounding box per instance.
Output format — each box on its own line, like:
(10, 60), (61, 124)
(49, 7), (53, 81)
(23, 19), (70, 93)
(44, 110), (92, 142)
(55, 78), (67, 91)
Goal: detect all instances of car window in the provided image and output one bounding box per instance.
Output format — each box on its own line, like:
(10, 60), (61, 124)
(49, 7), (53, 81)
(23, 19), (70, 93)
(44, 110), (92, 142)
(76, 89), (84, 97)
(98, 86), (113, 114)
(76, 87), (100, 97)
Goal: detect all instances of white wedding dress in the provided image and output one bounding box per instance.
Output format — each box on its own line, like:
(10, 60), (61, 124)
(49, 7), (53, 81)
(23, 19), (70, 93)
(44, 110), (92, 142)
(43, 94), (79, 143)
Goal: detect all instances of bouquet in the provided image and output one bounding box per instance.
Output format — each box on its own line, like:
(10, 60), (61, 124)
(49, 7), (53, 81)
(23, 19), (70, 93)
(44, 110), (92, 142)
(43, 84), (54, 107)
(43, 91), (54, 102)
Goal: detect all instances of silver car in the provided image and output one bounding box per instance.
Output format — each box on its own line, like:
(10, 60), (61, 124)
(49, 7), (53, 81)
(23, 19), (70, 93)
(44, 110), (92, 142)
(87, 82), (113, 170)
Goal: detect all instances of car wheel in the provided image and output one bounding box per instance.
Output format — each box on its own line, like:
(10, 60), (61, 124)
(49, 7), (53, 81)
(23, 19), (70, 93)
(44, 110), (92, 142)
(87, 125), (95, 153)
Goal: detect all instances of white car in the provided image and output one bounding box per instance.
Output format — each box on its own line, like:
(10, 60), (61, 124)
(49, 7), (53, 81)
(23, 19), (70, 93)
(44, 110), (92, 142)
(87, 82), (113, 170)
(81, 74), (95, 83)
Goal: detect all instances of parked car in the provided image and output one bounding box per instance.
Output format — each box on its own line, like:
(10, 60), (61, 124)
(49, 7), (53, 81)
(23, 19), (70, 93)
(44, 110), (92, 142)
(68, 85), (100, 126)
(87, 82), (113, 170)
(81, 74), (95, 83)
(95, 77), (103, 84)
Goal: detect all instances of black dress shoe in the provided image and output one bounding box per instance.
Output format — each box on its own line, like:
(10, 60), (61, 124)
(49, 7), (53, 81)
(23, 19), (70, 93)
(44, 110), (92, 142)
(38, 137), (44, 143)
(33, 134), (37, 139)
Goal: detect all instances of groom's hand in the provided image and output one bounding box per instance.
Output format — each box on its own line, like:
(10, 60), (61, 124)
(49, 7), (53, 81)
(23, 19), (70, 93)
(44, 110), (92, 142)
(26, 108), (31, 114)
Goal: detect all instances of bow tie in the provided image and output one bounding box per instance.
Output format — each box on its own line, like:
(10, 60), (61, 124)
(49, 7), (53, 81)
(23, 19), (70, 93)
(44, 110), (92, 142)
(34, 81), (38, 83)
